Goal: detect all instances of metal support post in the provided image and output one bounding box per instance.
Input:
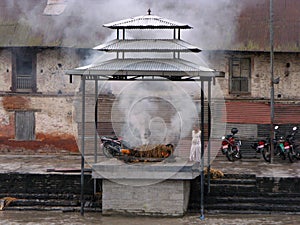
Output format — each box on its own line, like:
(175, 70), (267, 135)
(270, 0), (275, 164)
(94, 79), (98, 194)
(207, 80), (211, 193)
(80, 76), (86, 216)
(200, 80), (205, 220)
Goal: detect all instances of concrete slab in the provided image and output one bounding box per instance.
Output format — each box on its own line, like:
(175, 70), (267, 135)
(92, 157), (200, 180)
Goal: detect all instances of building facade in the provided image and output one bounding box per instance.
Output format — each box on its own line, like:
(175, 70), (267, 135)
(1, 0), (300, 152)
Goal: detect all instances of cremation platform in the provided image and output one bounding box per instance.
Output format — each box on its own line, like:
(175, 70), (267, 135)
(92, 158), (200, 216)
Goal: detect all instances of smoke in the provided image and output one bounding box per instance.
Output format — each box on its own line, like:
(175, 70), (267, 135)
(110, 80), (199, 148)
(71, 0), (244, 49)
(6, 0), (237, 146)
(7, 0), (245, 50)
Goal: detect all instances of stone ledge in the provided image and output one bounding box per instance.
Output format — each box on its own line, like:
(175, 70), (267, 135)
(92, 157), (200, 180)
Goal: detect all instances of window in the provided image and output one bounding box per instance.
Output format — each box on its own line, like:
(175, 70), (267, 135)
(12, 48), (37, 93)
(229, 57), (251, 93)
(15, 111), (35, 140)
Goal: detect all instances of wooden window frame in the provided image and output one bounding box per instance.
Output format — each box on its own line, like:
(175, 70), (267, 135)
(229, 57), (251, 94)
(15, 110), (36, 141)
(11, 48), (37, 93)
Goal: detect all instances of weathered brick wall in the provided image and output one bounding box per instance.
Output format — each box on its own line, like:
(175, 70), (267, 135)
(203, 51), (300, 100)
(36, 48), (81, 94)
(0, 48), (82, 152)
(0, 49), (12, 92)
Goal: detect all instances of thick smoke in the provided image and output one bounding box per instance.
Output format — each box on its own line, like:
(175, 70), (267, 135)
(7, 0), (236, 147)
(110, 80), (199, 148)
(9, 0), (245, 49)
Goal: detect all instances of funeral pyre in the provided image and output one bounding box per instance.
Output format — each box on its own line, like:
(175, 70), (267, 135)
(120, 144), (174, 162)
(100, 135), (175, 162)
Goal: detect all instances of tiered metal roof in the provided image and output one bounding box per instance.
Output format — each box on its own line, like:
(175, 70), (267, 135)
(71, 58), (214, 77)
(93, 39), (201, 52)
(103, 14), (192, 29)
(67, 10), (216, 80)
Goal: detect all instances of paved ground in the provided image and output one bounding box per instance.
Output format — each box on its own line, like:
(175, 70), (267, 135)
(0, 151), (299, 178)
(0, 152), (299, 224)
(1, 210), (300, 225)
(211, 157), (300, 178)
(0, 154), (84, 174)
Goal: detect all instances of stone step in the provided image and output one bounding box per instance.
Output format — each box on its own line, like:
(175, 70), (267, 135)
(0, 193), (82, 200)
(205, 196), (300, 205)
(9, 199), (80, 207)
(208, 184), (257, 196)
(0, 193), (101, 209)
(206, 191), (300, 198)
(208, 178), (256, 185)
(3, 206), (102, 212)
(204, 202), (300, 212)
(1, 197), (101, 211)
(207, 173), (256, 180)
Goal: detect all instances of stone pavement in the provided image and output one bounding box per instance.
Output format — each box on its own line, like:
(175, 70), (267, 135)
(1, 210), (300, 225)
(210, 157), (300, 178)
(0, 154), (84, 174)
(0, 151), (299, 178)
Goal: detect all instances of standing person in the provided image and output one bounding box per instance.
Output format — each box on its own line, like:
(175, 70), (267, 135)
(189, 125), (201, 162)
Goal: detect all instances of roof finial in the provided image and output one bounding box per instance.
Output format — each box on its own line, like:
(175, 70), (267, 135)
(147, 8), (151, 15)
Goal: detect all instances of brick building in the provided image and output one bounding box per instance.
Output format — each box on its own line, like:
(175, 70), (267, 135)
(0, 0), (300, 153)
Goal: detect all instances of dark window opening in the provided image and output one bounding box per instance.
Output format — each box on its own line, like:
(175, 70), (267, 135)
(15, 111), (35, 140)
(230, 57), (251, 94)
(12, 48), (37, 93)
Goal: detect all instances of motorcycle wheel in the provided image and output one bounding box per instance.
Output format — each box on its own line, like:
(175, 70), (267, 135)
(288, 147), (296, 163)
(225, 146), (234, 161)
(235, 150), (242, 159)
(103, 143), (114, 158)
(262, 146), (271, 163)
(221, 147), (227, 155)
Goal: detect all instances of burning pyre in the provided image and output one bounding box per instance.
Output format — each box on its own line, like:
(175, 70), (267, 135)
(119, 144), (174, 163)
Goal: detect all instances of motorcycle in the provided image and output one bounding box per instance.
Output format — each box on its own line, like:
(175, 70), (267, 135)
(100, 134), (175, 160)
(252, 126), (299, 163)
(283, 126), (299, 163)
(252, 126), (282, 162)
(100, 134), (131, 158)
(220, 128), (242, 161)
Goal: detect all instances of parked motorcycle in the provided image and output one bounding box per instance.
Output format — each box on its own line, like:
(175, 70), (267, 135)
(100, 134), (174, 160)
(283, 126), (299, 163)
(252, 126), (282, 162)
(100, 135), (131, 158)
(252, 126), (299, 163)
(220, 128), (242, 161)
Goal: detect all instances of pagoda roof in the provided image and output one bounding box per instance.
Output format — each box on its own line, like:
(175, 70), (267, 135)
(93, 39), (201, 52)
(66, 58), (215, 78)
(103, 14), (192, 29)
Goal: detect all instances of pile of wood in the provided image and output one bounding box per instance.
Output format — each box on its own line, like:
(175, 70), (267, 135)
(119, 144), (174, 163)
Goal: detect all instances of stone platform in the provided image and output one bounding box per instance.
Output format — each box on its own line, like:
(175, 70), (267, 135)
(92, 157), (200, 216)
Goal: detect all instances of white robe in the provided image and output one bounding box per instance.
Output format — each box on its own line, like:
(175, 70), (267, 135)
(189, 130), (201, 162)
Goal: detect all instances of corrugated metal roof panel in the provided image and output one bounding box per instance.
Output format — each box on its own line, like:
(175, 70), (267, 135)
(75, 58), (214, 72)
(93, 39), (201, 52)
(103, 14), (192, 29)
